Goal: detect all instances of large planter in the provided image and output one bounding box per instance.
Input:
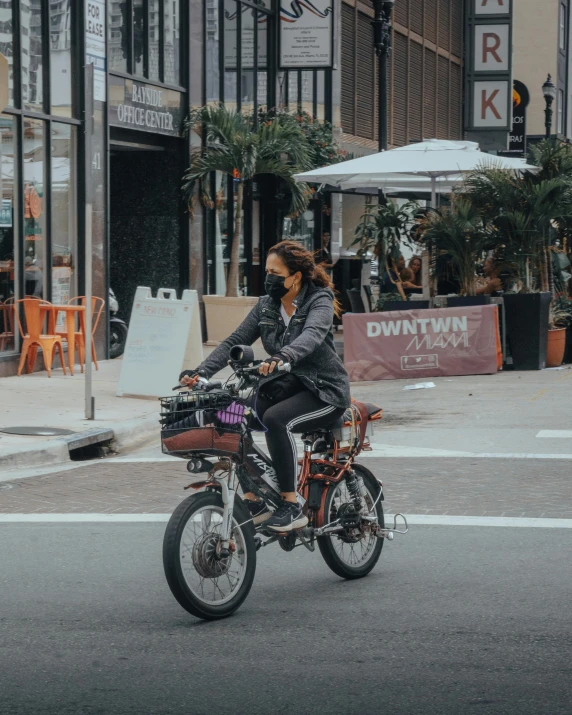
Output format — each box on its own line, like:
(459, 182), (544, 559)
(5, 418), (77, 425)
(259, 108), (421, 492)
(203, 295), (259, 345)
(503, 292), (551, 370)
(546, 328), (567, 367)
(564, 326), (572, 364)
(382, 300), (430, 312)
(447, 296), (492, 308)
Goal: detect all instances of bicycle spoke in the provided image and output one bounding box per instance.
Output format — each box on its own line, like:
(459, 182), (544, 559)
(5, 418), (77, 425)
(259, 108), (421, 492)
(179, 506), (248, 606)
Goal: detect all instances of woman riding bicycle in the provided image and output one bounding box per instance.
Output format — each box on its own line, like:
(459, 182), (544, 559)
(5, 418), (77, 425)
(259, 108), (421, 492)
(179, 240), (351, 533)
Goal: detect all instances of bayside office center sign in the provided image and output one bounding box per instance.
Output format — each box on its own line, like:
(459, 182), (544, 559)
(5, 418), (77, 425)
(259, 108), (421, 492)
(465, 0), (513, 134)
(108, 76), (184, 137)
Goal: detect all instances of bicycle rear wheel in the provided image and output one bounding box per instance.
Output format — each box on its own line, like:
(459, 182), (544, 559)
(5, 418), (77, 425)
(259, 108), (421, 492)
(317, 464), (384, 580)
(163, 492), (257, 620)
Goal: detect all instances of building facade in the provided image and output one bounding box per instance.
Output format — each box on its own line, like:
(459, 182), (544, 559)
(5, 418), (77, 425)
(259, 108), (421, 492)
(340, 0), (464, 153)
(513, 0), (571, 141)
(0, 0), (341, 376)
(0, 0), (468, 376)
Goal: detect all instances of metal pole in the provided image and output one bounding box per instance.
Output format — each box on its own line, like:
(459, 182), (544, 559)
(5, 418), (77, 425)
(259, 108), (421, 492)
(431, 175), (437, 209)
(378, 38), (388, 152)
(544, 98), (553, 138)
(373, 1), (394, 153)
(84, 63), (95, 420)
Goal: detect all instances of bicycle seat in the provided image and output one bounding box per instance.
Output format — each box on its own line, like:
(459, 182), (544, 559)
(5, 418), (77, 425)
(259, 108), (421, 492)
(342, 401), (383, 424)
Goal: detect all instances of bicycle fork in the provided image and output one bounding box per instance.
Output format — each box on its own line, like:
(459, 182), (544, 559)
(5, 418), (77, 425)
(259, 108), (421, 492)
(213, 461), (239, 557)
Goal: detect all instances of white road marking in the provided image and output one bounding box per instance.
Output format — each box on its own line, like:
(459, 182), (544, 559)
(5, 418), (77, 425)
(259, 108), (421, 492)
(1, 514), (572, 528)
(105, 456), (180, 463)
(536, 430), (572, 439)
(400, 515), (572, 528)
(106, 446), (572, 463)
(360, 446), (572, 459)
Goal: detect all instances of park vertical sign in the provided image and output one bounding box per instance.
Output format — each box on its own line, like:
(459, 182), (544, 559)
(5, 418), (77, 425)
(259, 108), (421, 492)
(465, 0), (513, 140)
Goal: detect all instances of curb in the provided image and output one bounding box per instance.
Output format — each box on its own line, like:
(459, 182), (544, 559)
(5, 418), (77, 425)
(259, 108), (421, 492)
(0, 414), (159, 471)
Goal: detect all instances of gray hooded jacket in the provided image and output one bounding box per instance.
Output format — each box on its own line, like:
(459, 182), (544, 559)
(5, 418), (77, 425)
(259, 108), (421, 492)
(198, 281), (351, 409)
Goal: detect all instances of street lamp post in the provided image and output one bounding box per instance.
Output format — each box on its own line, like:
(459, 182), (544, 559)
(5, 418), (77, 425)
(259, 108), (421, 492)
(372, 0), (395, 152)
(542, 74), (557, 138)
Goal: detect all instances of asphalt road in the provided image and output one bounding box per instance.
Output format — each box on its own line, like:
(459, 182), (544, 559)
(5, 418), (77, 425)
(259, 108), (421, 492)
(1, 523), (571, 715)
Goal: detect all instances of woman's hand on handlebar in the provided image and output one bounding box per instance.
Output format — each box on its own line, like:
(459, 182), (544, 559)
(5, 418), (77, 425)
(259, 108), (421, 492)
(259, 355), (284, 377)
(178, 369), (205, 388)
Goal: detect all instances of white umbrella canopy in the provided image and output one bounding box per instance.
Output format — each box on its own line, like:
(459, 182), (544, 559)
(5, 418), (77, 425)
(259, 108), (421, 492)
(294, 139), (539, 205)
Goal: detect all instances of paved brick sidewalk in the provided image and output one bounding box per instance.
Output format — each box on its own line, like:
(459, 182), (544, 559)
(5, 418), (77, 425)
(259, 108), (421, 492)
(1, 457), (571, 518)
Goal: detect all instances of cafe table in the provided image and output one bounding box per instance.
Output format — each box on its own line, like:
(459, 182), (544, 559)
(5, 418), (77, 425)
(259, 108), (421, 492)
(48, 304), (86, 376)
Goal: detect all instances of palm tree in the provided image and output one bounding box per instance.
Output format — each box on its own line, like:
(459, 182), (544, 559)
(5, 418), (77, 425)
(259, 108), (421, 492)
(416, 199), (489, 297)
(182, 105), (312, 297)
(461, 155), (572, 293)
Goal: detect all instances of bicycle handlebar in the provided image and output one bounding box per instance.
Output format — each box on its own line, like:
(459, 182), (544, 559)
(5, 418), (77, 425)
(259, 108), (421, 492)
(172, 361), (291, 391)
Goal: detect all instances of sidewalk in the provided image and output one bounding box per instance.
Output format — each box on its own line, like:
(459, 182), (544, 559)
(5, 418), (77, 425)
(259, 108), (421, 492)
(1, 347), (571, 472)
(0, 343), (268, 471)
(0, 359), (160, 469)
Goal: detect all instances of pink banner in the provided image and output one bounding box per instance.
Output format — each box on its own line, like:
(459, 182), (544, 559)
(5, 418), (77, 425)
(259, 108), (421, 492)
(343, 306), (501, 381)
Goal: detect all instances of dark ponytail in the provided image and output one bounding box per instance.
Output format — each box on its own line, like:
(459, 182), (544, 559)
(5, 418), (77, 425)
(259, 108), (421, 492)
(268, 240), (341, 316)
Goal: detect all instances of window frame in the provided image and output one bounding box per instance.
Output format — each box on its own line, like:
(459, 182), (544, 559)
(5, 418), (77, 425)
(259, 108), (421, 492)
(0, 0), (80, 357)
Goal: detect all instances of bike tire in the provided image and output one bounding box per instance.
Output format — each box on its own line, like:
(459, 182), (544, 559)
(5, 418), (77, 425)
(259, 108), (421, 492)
(317, 464), (384, 580)
(163, 491), (257, 620)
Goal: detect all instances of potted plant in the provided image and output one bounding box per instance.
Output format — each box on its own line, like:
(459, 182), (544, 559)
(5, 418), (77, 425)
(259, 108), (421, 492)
(460, 140), (572, 369)
(352, 199), (418, 310)
(182, 105), (311, 342)
(548, 297), (572, 366)
(415, 198), (492, 306)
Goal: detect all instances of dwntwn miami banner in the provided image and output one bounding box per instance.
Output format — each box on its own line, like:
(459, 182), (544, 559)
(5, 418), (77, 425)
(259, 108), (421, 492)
(280, 0), (333, 69)
(343, 306), (502, 382)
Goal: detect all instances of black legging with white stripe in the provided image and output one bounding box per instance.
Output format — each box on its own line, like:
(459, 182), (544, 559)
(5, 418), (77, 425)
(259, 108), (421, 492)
(256, 390), (346, 493)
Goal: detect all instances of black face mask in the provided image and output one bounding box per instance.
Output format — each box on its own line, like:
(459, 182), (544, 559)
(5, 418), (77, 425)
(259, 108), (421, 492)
(265, 274), (290, 300)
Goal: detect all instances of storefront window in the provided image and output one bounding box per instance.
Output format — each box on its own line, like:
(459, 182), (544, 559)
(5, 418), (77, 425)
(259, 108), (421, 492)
(164, 0), (180, 85)
(257, 71), (267, 109)
(283, 210), (314, 253)
(241, 6), (255, 115)
(23, 119), (46, 299)
(133, 0), (145, 76)
(0, 115), (16, 352)
(316, 71), (326, 120)
(0, 2), (14, 107)
(233, 177), (247, 294)
(50, 0), (73, 118)
(51, 123), (76, 310)
(22, 0), (44, 112)
(224, 0), (237, 109)
(108, 0), (128, 73)
(149, 0), (160, 81)
(206, 0), (220, 104)
(301, 71), (313, 116)
(288, 72), (298, 110)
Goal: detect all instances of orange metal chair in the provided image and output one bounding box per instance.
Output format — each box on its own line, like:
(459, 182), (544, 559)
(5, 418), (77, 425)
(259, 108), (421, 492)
(14, 298), (67, 377)
(63, 296), (106, 371)
(0, 297), (15, 351)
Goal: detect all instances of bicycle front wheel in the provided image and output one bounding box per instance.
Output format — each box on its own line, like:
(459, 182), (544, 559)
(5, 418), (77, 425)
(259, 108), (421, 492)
(163, 492), (257, 620)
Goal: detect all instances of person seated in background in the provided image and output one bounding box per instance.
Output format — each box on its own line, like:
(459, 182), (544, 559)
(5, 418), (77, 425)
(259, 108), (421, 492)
(408, 256), (423, 288)
(315, 231), (333, 270)
(476, 256), (503, 295)
(381, 255), (405, 293)
(400, 267), (415, 288)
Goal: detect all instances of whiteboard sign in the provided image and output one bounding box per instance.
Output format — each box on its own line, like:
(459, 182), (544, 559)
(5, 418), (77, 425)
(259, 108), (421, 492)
(117, 287), (204, 398)
(279, 0), (333, 69)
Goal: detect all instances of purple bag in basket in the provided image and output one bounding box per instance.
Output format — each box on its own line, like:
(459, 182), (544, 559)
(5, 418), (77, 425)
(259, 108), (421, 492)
(216, 402), (245, 426)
